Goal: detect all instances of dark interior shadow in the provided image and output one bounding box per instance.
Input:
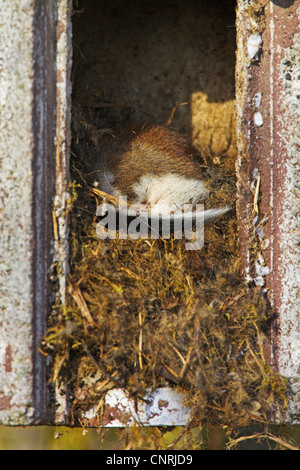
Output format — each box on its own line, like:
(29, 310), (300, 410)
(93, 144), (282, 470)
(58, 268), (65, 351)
(72, 0), (236, 140)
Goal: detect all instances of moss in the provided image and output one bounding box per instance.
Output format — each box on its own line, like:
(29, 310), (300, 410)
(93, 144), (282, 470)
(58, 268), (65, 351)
(41, 103), (288, 443)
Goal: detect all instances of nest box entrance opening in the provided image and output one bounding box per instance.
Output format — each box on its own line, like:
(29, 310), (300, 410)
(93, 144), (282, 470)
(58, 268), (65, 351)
(41, 0), (289, 429)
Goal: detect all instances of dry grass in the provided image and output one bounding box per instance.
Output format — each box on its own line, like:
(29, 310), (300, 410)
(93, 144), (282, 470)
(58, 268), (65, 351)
(41, 104), (289, 448)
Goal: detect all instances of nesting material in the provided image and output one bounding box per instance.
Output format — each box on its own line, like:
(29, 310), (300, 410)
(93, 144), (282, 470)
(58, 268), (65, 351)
(42, 103), (287, 432)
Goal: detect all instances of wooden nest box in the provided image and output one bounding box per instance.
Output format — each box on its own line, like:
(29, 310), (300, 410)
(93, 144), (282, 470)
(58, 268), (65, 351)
(0, 0), (299, 427)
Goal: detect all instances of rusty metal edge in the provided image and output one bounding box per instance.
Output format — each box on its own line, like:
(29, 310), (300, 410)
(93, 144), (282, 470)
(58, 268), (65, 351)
(31, 0), (58, 426)
(0, 0), (42, 426)
(49, 0), (73, 426)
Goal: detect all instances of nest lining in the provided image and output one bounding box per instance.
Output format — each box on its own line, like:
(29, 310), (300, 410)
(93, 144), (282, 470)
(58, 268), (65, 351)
(42, 103), (287, 434)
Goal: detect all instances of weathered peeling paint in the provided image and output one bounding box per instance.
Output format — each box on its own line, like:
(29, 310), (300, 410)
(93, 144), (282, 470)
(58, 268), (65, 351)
(0, 0), (36, 426)
(236, 0), (300, 423)
(0, 0), (72, 426)
(275, 3), (300, 421)
(82, 388), (190, 428)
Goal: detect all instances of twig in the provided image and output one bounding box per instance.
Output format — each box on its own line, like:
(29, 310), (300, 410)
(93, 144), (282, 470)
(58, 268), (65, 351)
(138, 311), (143, 370)
(226, 432), (299, 451)
(167, 412), (197, 450)
(82, 343), (124, 389)
(83, 344), (152, 405)
(253, 174), (261, 215)
(91, 187), (128, 207)
(68, 282), (98, 328)
(179, 347), (193, 379)
(166, 102), (188, 126)
(255, 207), (272, 229)
(169, 343), (186, 366)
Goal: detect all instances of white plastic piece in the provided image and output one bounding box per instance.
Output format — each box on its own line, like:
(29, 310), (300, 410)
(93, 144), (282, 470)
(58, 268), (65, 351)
(83, 387), (191, 427)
